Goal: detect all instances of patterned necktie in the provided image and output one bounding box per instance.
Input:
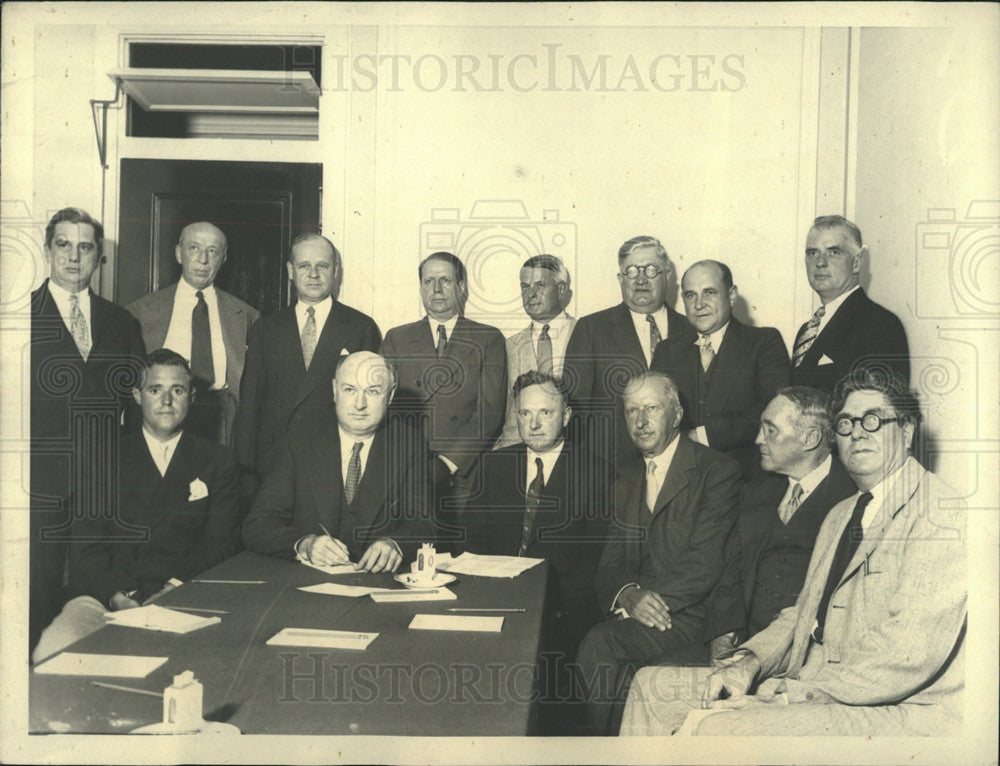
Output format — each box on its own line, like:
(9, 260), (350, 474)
(793, 305), (826, 367)
(644, 459), (659, 512)
(780, 482), (804, 525)
(191, 290), (214, 386)
(344, 441), (364, 505)
(68, 293), (90, 360)
(301, 306), (318, 370)
(697, 334), (715, 372)
(536, 324), (553, 375)
(520, 457), (545, 556)
(646, 314), (662, 364)
(436, 324), (448, 358)
(813, 491), (873, 642)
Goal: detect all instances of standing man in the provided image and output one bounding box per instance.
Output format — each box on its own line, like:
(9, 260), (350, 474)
(29, 207), (145, 658)
(33, 350), (240, 663)
(234, 233), (381, 484)
(379, 252), (507, 541)
(127, 221), (260, 445)
(574, 371), (741, 735)
(651, 260), (790, 476)
(791, 215), (909, 392)
(622, 368), (965, 736)
(496, 254), (576, 448)
(564, 236), (688, 471)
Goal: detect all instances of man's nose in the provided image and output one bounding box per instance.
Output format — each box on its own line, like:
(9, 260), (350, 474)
(754, 428), (765, 445)
(195, 248), (209, 263)
(634, 271), (649, 285)
(850, 420), (868, 439)
(355, 391), (368, 409)
(433, 280), (443, 294)
(161, 390), (173, 405)
(530, 413), (542, 429)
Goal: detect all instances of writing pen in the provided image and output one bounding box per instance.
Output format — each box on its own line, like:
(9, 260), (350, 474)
(92, 681), (162, 698)
(446, 608), (526, 613)
(316, 523), (353, 566)
(167, 605), (229, 615)
(191, 579), (265, 585)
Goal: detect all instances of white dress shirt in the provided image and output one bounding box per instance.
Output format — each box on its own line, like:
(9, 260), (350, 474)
(530, 311), (574, 377)
(779, 454), (833, 523)
(142, 427), (182, 477)
(427, 314), (459, 347)
(628, 306), (670, 367)
(526, 440), (565, 488)
(688, 322), (730, 446)
(338, 427), (375, 486)
(163, 280), (227, 389)
(47, 280), (92, 347)
(295, 294), (333, 336)
(815, 284), (860, 335)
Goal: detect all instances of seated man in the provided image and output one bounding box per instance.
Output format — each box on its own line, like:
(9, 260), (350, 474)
(33, 349), (240, 663)
(243, 351), (434, 571)
(574, 371), (742, 735)
(622, 367), (966, 736)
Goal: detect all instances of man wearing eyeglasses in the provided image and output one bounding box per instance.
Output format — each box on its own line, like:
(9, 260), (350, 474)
(790, 215), (909, 392)
(564, 236), (688, 470)
(621, 366), (965, 736)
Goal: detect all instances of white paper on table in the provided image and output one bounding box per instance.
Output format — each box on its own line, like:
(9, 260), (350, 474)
(266, 627), (378, 650)
(297, 582), (394, 597)
(408, 613), (503, 632)
(370, 587), (457, 603)
(298, 559), (358, 576)
(436, 552), (543, 578)
(103, 604), (220, 633)
(34, 652), (168, 677)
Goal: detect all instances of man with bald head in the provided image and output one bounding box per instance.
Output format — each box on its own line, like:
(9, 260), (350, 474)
(243, 351), (434, 569)
(128, 221), (260, 445)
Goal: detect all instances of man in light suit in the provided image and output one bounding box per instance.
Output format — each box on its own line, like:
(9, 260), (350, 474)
(127, 222), (259, 445)
(243, 351), (434, 570)
(790, 215), (909, 392)
(29, 207), (145, 658)
(574, 371), (742, 735)
(564, 236), (688, 471)
(621, 368), (965, 736)
(33, 350), (239, 663)
(495, 254), (576, 448)
(379, 252), (507, 543)
(652, 260), (790, 477)
(233, 234), (381, 485)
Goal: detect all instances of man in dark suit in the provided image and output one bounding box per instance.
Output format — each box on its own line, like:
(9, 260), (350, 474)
(574, 371), (742, 735)
(564, 236), (687, 472)
(127, 221), (260, 446)
(379, 252), (507, 542)
(243, 352), (434, 569)
(32, 349), (239, 663)
(651, 260), (790, 477)
(790, 215), (909, 391)
(233, 234), (381, 485)
(29, 207), (145, 658)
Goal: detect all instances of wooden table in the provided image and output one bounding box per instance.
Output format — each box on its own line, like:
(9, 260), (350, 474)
(30, 552), (549, 735)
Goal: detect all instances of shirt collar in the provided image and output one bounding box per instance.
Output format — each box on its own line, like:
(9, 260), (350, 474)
(526, 440), (565, 485)
(176, 278), (216, 301)
(693, 321), (729, 351)
(646, 433), (680, 476)
(47, 279), (89, 303)
(819, 284), (860, 314)
(338, 426), (375, 453)
(296, 294), (333, 320)
(142, 426), (183, 453)
(428, 313), (460, 337)
(628, 305), (668, 326)
(789, 453), (833, 496)
(530, 311), (571, 336)
(856, 456), (911, 531)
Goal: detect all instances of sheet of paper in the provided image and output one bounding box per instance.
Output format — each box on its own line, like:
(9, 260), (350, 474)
(436, 552), (543, 578)
(103, 604), (221, 634)
(34, 652), (168, 678)
(369, 587), (457, 603)
(299, 559), (358, 576)
(266, 628), (378, 650)
(408, 613), (504, 632)
(297, 582), (394, 597)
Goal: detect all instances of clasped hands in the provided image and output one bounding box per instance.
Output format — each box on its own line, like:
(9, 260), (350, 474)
(619, 585), (672, 632)
(300, 534), (401, 573)
(700, 651), (764, 710)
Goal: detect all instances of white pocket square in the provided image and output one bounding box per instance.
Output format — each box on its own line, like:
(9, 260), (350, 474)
(339, 348), (351, 356)
(818, 354), (835, 365)
(188, 478), (209, 501)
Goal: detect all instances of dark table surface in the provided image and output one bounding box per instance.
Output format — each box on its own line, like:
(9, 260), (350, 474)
(30, 552), (549, 736)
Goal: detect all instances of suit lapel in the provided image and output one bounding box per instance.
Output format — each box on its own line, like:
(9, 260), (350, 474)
(87, 290), (109, 359)
(352, 428), (388, 527)
(650, 437), (692, 518)
(810, 289), (865, 359)
(308, 426), (344, 529)
(149, 285), (176, 350)
(610, 304), (648, 369)
(707, 319), (750, 410)
(216, 290), (244, 381)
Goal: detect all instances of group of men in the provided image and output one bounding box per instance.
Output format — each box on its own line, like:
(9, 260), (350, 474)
(29, 206), (963, 739)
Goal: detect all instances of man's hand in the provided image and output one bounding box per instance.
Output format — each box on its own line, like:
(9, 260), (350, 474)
(109, 591), (141, 611)
(301, 534), (351, 566)
(356, 540), (402, 573)
(701, 652), (761, 708)
(142, 581), (177, 605)
(619, 586), (672, 632)
(709, 632), (738, 668)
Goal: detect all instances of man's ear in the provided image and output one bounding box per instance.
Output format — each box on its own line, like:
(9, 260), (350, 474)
(386, 384), (397, 407)
(800, 427), (822, 451)
(132, 387), (141, 406)
(673, 404), (684, 429)
(562, 405), (572, 429)
(175, 244), (183, 266)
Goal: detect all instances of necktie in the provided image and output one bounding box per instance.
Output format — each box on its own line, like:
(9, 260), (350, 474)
(536, 324), (553, 375)
(68, 293), (90, 361)
(644, 459), (659, 512)
(698, 334), (715, 372)
(191, 290), (214, 386)
(301, 306), (318, 370)
(792, 306), (826, 367)
(344, 441), (364, 505)
(520, 457), (545, 555)
(436, 324), (448, 358)
(813, 491), (873, 642)
(646, 315), (662, 363)
(779, 482), (804, 525)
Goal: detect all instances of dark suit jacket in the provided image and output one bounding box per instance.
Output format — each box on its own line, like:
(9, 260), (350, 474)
(564, 302), (687, 470)
(704, 456), (857, 643)
(650, 317), (790, 456)
(790, 287), (910, 392)
(68, 430), (240, 607)
(126, 283), (261, 398)
(379, 316), (507, 475)
(233, 301), (381, 475)
(242, 420), (435, 562)
(594, 436), (742, 619)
